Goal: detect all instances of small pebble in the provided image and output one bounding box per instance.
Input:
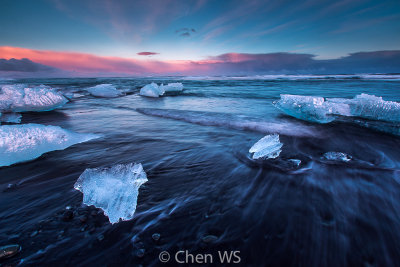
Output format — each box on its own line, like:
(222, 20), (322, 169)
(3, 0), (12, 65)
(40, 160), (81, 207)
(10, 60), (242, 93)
(202, 235), (218, 243)
(136, 249), (145, 258)
(0, 244), (20, 260)
(62, 210), (74, 221)
(30, 230), (38, 237)
(79, 215), (88, 223)
(97, 234), (104, 241)
(7, 183), (17, 189)
(7, 234), (20, 241)
(151, 233), (160, 241)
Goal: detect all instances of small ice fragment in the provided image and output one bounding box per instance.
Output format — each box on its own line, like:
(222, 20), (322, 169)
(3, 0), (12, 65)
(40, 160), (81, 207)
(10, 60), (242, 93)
(322, 152), (352, 162)
(74, 163), (148, 224)
(139, 83), (165, 98)
(86, 84), (122, 98)
(249, 134), (283, 159)
(0, 124), (99, 167)
(162, 82), (184, 92)
(288, 159), (301, 167)
(0, 84), (68, 112)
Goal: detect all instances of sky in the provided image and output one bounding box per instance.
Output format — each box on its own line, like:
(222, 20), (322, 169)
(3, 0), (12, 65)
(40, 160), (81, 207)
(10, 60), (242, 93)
(0, 0), (400, 76)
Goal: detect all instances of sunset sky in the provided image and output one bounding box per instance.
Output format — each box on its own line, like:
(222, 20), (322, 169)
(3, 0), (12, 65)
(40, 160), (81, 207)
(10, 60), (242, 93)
(1, 0), (400, 76)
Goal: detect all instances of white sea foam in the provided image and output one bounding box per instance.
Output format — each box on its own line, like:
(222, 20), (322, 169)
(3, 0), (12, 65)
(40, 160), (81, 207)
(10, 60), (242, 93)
(179, 74), (400, 81)
(136, 108), (319, 137)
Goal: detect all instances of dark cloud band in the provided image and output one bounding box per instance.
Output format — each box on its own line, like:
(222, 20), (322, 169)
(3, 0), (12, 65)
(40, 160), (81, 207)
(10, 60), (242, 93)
(137, 52), (159, 56)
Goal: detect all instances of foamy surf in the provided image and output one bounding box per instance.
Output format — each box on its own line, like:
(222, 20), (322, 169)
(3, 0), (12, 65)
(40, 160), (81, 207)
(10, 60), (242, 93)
(136, 108), (320, 137)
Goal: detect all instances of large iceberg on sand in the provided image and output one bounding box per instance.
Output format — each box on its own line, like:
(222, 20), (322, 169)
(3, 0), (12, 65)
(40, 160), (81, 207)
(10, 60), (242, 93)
(74, 163), (148, 224)
(0, 124), (98, 167)
(0, 84), (68, 112)
(86, 84), (122, 98)
(249, 134), (283, 159)
(139, 82), (184, 97)
(274, 93), (400, 124)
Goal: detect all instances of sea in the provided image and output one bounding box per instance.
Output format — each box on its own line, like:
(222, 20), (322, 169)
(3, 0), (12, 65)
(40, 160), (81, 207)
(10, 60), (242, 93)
(1, 74), (400, 266)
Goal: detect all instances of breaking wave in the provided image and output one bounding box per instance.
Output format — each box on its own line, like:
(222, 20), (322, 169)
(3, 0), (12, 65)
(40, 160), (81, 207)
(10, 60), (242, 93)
(136, 108), (319, 137)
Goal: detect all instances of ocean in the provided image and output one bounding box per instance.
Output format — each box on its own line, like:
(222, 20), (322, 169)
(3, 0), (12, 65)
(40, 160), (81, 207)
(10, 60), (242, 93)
(1, 75), (400, 266)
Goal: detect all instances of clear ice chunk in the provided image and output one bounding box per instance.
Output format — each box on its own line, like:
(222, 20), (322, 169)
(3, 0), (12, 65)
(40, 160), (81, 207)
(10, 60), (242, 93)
(0, 84), (68, 112)
(86, 84), (122, 98)
(139, 82), (165, 98)
(0, 123), (98, 167)
(273, 94), (337, 123)
(288, 159), (301, 167)
(74, 163), (148, 224)
(329, 93), (400, 123)
(322, 152), (352, 162)
(249, 134), (283, 159)
(140, 82), (184, 97)
(161, 82), (184, 92)
(274, 93), (400, 124)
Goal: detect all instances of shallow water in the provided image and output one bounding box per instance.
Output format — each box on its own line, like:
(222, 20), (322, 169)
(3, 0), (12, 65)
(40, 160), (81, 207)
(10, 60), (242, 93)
(1, 76), (400, 266)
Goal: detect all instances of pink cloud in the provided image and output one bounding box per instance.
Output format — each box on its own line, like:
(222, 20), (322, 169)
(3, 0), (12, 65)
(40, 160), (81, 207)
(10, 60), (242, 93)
(0, 46), (208, 75)
(1, 46), (399, 76)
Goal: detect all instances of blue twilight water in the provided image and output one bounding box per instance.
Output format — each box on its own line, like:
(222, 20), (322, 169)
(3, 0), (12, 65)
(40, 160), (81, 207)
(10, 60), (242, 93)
(1, 76), (400, 266)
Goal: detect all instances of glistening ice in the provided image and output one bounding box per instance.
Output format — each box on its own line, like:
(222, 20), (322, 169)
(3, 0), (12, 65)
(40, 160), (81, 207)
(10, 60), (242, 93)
(139, 82), (184, 97)
(274, 93), (400, 124)
(0, 124), (98, 167)
(0, 84), (68, 112)
(86, 84), (122, 98)
(249, 134), (283, 159)
(74, 163), (148, 224)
